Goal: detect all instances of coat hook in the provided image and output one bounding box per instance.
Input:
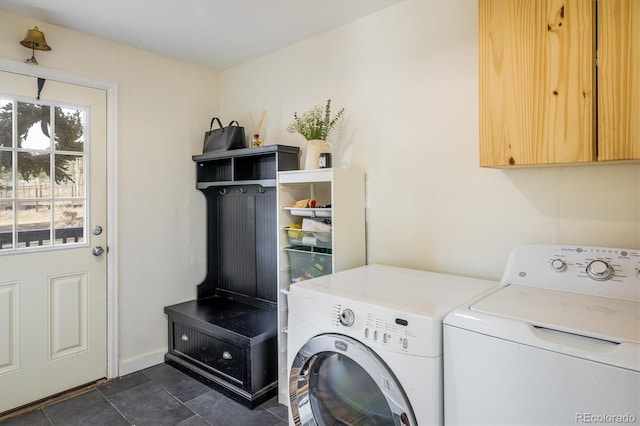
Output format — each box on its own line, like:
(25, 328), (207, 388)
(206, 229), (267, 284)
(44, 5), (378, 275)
(256, 187), (265, 194)
(239, 187), (247, 193)
(219, 188), (227, 195)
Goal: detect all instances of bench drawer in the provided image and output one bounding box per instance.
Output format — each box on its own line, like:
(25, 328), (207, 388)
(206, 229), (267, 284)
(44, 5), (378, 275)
(172, 322), (246, 386)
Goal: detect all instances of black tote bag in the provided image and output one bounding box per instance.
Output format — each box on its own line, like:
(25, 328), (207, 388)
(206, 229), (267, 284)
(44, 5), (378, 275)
(203, 118), (246, 153)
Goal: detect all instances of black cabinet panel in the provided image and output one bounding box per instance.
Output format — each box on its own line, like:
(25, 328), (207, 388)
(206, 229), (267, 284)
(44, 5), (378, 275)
(218, 191), (257, 296)
(173, 322), (246, 386)
(197, 158), (232, 182)
(202, 186), (277, 302)
(255, 192), (277, 302)
(234, 154), (276, 181)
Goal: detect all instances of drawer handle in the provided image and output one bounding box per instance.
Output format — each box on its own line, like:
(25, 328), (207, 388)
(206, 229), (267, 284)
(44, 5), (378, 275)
(222, 351), (232, 360)
(181, 334), (189, 341)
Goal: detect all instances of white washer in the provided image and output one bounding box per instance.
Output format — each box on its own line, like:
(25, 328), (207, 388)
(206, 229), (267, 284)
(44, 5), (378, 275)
(287, 264), (498, 426)
(444, 245), (640, 426)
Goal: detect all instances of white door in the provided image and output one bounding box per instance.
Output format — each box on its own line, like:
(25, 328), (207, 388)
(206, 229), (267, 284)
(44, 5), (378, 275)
(0, 70), (107, 413)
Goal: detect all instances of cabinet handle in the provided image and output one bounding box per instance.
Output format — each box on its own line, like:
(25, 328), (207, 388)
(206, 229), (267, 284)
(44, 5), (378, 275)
(222, 351), (232, 360)
(181, 334), (189, 341)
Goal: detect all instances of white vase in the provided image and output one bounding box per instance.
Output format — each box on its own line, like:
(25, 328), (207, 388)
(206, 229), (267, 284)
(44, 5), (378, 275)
(304, 139), (332, 169)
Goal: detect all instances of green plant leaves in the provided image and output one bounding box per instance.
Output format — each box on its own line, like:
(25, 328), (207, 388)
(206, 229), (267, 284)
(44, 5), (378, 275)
(287, 99), (344, 141)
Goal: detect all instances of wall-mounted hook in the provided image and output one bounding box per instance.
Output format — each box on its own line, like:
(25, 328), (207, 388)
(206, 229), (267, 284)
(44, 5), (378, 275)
(256, 187), (265, 194)
(219, 188), (227, 195)
(239, 187), (247, 193)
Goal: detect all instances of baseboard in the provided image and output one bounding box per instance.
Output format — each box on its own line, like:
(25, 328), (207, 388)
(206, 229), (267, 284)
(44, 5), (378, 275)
(118, 349), (166, 376)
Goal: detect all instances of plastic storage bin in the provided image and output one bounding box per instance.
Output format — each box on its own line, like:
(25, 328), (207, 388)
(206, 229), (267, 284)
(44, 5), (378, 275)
(285, 227), (331, 248)
(285, 246), (332, 283)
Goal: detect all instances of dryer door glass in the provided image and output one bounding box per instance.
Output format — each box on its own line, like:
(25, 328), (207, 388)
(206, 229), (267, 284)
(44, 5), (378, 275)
(311, 352), (392, 424)
(290, 334), (415, 426)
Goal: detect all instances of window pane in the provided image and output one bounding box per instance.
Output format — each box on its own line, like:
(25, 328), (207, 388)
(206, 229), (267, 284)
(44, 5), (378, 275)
(55, 154), (84, 197)
(0, 99), (12, 148)
(55, 106), (84, 152)
(54, 200), (84, 245)
(0, 151), (12, 198)
(18, 103), (51, 150)
(0, 96), (89, 253)
(17, 200), (51, 248)
(0, 201), (13, 249)
(17, 152), (51, 198)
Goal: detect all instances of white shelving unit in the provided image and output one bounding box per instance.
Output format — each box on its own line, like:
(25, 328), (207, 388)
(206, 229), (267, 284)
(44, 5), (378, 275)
(275, 168), (366, 405)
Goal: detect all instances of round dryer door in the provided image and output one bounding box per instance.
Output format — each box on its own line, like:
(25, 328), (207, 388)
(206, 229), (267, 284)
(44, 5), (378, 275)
(289, 333), (416, 426)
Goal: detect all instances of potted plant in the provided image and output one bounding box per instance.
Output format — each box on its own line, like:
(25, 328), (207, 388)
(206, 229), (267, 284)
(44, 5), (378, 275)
(287, 99), (344, 169)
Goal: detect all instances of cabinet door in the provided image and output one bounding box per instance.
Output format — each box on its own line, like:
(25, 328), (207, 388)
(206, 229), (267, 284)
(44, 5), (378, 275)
(479, 0), (595, 167)
(597, 0), (640, 161)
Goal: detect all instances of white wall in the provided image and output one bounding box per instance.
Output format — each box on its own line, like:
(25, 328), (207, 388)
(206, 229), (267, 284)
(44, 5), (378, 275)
(1, 0), (638, 379)
(0, 10), (214, 374)
(219, 0), (640, 280)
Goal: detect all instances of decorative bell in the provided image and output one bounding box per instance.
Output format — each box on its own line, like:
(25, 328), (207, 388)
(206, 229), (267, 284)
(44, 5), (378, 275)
(20, 26), (51, 65)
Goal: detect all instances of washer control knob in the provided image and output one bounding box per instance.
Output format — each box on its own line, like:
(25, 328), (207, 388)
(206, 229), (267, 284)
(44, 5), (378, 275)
(550, 258), (567, 272)
(586, 260), (614, 281)
(339, 309), (355, 327)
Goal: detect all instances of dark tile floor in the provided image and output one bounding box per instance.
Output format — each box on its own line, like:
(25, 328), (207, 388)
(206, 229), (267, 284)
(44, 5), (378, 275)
(0, 363), (287, 426)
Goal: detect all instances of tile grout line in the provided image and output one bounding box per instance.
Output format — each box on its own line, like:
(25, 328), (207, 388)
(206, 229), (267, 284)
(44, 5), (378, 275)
(41, 409), (55, 426)
(160, 387), (214, 426)
(138, 367), (217, 426)
(96, 386), (136, 426)
(264, 407), (288, 423)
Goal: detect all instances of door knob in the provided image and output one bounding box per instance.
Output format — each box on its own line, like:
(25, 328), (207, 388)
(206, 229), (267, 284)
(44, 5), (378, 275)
(92, 246), (105, 256)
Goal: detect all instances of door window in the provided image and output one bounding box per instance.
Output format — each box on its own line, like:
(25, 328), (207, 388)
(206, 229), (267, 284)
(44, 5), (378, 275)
(0, 97), (87, 251)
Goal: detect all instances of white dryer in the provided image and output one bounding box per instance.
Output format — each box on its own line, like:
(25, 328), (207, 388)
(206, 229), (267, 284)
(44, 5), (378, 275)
(444, 245), (640, 426)
(287, 264), (498, 426)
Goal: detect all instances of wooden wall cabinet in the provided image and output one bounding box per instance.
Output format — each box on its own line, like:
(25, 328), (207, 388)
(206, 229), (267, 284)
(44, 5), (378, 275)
(479, 0), (639, 167)
(597, 0), (640, 161)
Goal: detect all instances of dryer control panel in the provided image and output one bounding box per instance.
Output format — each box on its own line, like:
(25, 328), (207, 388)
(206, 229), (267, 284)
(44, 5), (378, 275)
(501, 245), (640, 302)
(328, 302), (439, 358)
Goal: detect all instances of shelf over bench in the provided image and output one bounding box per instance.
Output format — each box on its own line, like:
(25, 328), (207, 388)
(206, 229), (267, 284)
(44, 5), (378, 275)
(193, 145), (299, 189)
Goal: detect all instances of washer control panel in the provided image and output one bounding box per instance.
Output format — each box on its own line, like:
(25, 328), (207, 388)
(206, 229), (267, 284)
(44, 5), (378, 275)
(502, 245), (640, 302)
(329, 303), (437, 357)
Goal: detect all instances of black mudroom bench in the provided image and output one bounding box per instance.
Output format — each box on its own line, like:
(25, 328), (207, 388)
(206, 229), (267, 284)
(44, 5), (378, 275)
(164, 145), (300, 408)
(164, 297), (277, 408)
